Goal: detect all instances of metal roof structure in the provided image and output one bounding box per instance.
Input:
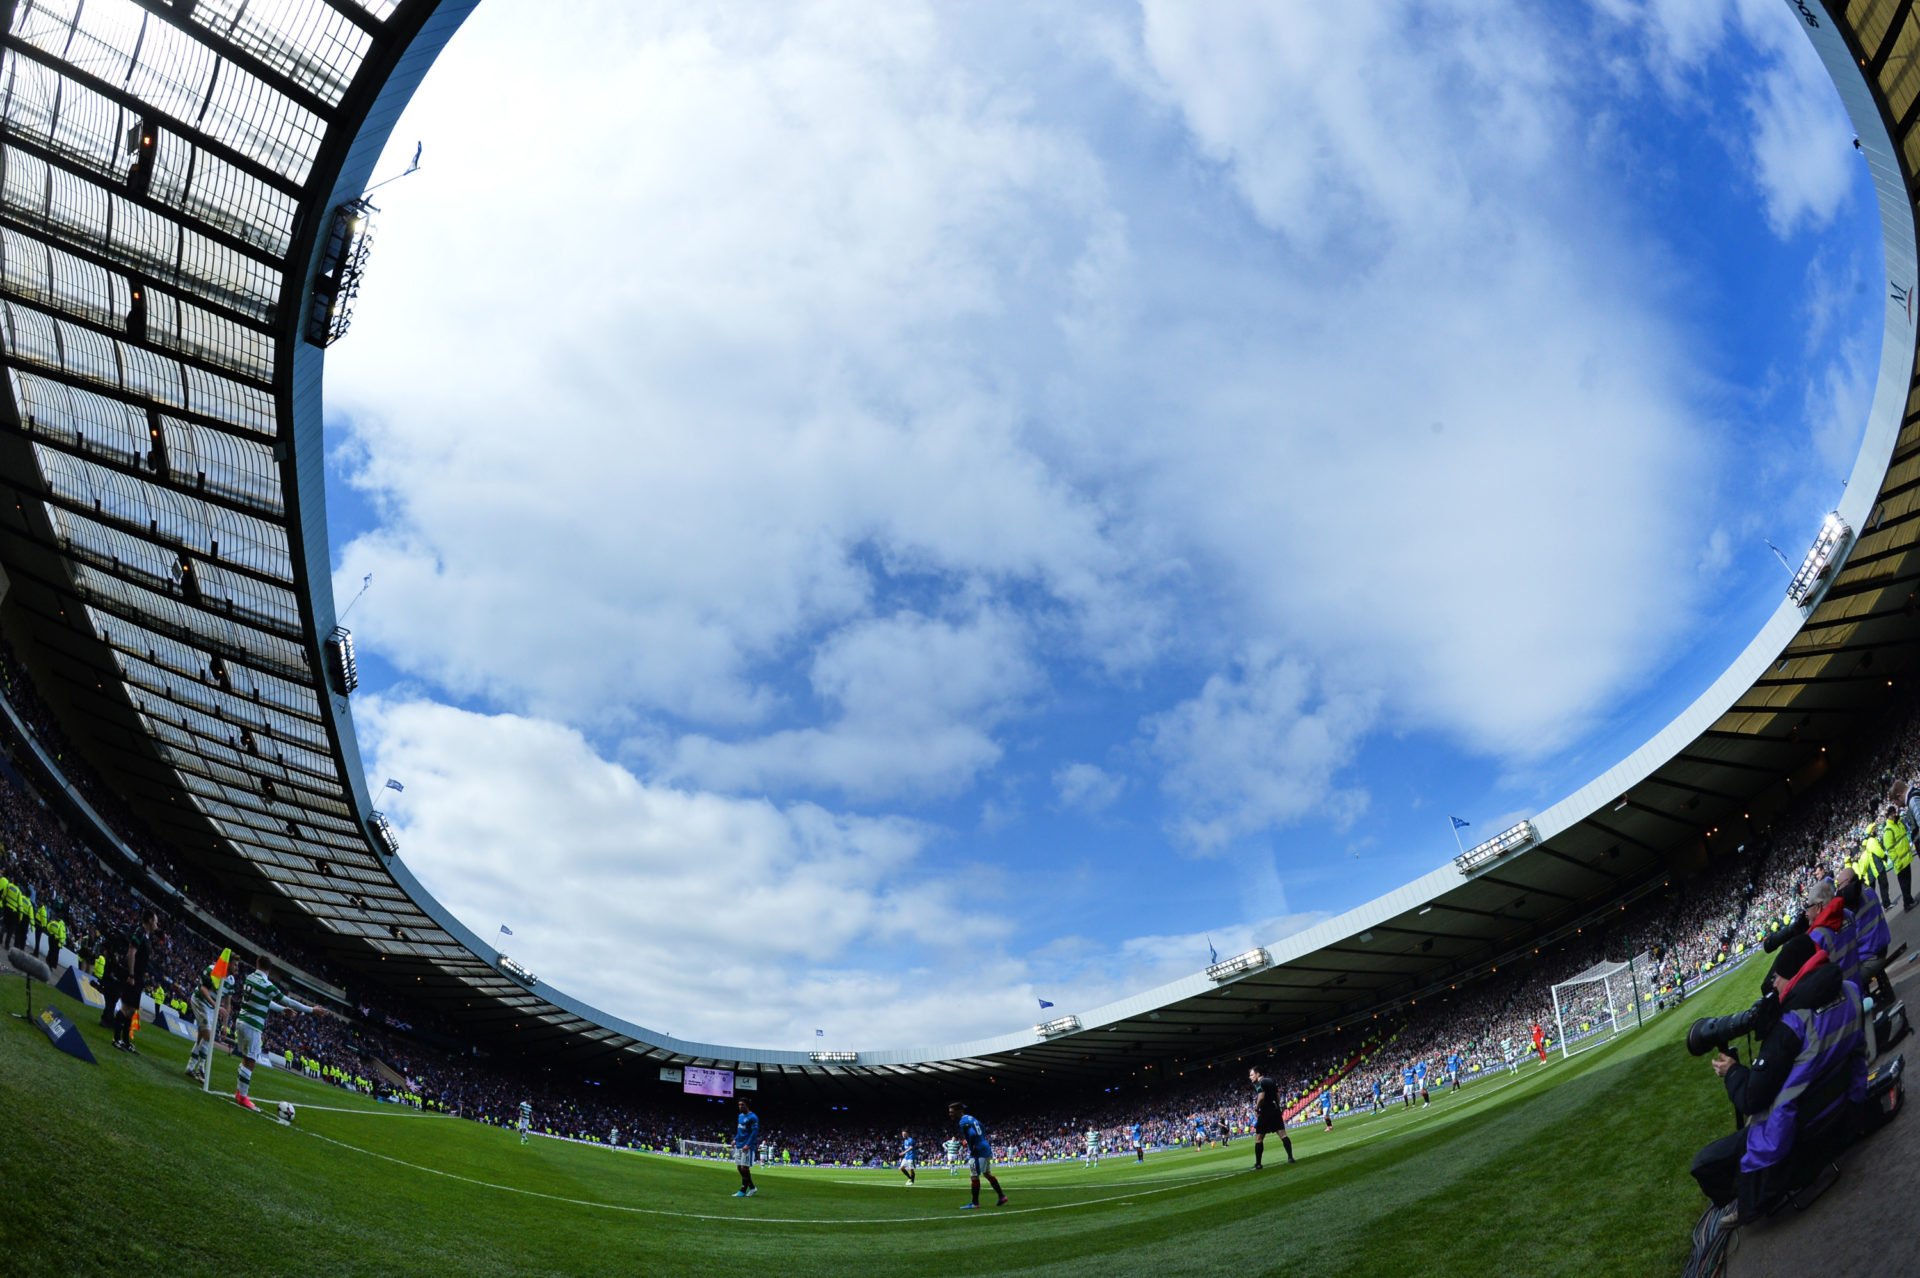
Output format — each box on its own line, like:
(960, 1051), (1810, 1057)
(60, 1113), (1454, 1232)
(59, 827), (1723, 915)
(3, 0), (1920, 1094)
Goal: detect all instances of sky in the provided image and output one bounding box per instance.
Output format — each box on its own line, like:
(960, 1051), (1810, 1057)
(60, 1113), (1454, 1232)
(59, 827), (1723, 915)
(318, 0), (1884, 1051)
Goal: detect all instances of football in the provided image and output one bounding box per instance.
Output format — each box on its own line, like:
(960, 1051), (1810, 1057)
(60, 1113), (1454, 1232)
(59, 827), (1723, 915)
(277, 1102), (297, 1125)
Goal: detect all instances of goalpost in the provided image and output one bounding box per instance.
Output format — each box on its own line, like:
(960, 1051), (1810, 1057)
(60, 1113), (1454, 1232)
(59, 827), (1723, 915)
(1550, 953), (1651, 1060)
(675, 1139), (738, 1160)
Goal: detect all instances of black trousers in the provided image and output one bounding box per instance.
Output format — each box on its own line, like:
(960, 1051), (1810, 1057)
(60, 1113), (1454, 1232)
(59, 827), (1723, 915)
(1691, 1130), (1786, 1219)
(1898, 865), (1913, 911)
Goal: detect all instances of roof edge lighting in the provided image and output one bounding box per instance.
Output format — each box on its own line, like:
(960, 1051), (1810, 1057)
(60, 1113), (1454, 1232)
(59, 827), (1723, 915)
(1453, 820), (1536, 875)
(498, 955), (538, 988)
(368, 810), (399, 859)
(307, 198), (377, 347)
(1787, 512), (1853, 609)
(324, 626), (359, 696)
(1206, 948), (1273, 982)
(808, 1050), (858, 1064)
(1035, 1014), (1082, 1038)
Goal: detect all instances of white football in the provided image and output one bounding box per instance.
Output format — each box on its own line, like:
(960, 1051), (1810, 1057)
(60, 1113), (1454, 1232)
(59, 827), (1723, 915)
(278, 1101), (297, 1124)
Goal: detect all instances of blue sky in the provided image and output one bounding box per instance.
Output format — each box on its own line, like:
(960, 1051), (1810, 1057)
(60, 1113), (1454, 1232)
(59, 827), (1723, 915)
(318, 0), (1881, 1048)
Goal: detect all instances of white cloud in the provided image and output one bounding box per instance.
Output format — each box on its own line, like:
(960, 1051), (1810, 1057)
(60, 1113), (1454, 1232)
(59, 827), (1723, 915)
(1146, 653), (1377, 853)
(1053, 761), (1125, 813)
(1594, 0), (1855, 237)
(662, 607), (1041, 800)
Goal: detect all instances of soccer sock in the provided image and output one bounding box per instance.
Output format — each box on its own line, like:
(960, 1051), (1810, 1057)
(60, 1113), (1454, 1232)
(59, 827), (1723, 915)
(971, 1178), (981, 1205)
(1281, 1134), (1293, 1161)
(1253, 1137), (1264, 1166)
(236, 1064), (252, 1098)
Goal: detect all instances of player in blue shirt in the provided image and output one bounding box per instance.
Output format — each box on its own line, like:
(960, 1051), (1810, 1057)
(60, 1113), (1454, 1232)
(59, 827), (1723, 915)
(947, 1102), (1007, 1209)
(1447, 1052), (1462, 1093)
(1415, 1059), (1430, 1107)
(1129, 1121), (1144, 1162)
(731, 1099), (759, 1197)
(1191, 1115), (1209, 1148)
(1371, 1075), (1383, 1112)
(1402, 1063), (1416, 1109)
(1319, 1088), (1334, 1131)
(898, 1130), (917, 1186)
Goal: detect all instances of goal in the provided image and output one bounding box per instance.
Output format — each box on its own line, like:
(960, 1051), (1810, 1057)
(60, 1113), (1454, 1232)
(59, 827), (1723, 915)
(1550, 954), (1651, 1060)
(675, 1139), (738, 1160)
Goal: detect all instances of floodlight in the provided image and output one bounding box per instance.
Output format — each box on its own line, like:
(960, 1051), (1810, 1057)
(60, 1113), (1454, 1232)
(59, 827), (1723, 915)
(368, 810), (398, 859)
(808, 1051), (857, 1064)
(1787, 512), (1853, 608)
(498, 955), (538, 987)
(1453, 820), (1537, 874)
(1205, 948), (1272, 982)
(1035, 1014), (1082, 1037)
(324, 626), (358, 695)
(306, 198), (377, 346)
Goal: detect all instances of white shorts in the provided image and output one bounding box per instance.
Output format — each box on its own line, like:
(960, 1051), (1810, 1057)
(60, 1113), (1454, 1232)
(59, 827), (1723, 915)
(967, 1155), (991, 1177)
(192, 999), (218, 1036)
(235, 1022), (263, 1062)
(1402, 1083), (1413, 1097)
(899, 1157), (915, 1170)
(735, 1146), (755, 1167)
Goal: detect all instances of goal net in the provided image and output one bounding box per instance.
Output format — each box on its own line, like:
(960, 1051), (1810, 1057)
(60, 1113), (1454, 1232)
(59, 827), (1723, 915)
(1550, 953), (1652, 1060)
(675, 1139), (738, 1160)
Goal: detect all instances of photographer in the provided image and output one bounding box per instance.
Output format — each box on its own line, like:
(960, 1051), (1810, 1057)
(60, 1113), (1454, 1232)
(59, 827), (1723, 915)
(1689, 935), (1868, 1226)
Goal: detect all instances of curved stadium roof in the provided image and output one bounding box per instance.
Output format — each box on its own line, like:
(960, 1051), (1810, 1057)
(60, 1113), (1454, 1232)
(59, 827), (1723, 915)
(3, 0), (1920, 1092)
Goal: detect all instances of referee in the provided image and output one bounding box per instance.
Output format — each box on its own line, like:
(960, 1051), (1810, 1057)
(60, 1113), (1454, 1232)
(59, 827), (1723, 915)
(1248, 1066), (1295, 1169)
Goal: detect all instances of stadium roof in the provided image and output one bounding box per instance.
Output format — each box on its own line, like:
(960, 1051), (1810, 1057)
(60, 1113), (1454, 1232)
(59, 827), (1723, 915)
(3, 0), (1920, 1091)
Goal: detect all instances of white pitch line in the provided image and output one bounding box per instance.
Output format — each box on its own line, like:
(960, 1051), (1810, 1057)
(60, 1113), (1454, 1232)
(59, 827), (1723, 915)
(293, 1127), (1245, 1226)
(255, 1099), (449, 1118)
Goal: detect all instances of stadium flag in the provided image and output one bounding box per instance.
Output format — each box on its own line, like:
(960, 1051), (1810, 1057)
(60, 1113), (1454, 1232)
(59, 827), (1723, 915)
(1038, 998), (1055, 1010)
(1207, 937), (1218, 965)
(499, 924), (513, 937)
(1450, 817), (1470, 829)
(1765, 539), (1793, 573)
(815, 1028), (824, 1038)
(384, 778), (405, 793)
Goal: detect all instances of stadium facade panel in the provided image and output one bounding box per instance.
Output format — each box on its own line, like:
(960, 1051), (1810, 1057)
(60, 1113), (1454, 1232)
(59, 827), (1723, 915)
(3, 0), (1920, 1084)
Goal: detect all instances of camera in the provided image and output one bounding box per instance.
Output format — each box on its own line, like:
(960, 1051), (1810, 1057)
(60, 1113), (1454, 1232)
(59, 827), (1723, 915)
(1759, 915), (1808, 954)
(1687, 992), (1780, 1057)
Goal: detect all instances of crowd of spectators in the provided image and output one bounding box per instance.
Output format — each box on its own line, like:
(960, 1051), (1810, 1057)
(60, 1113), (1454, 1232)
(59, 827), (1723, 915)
(4, 645), (1918, 1166)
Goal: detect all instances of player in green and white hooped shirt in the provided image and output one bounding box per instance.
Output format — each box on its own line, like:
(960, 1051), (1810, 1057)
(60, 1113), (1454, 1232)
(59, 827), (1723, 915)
(944, 1137), (961, 1173)
(184, 956), (226, 1083)
(233, 956), (327, 1111)
(518, 1101), (533, 1145)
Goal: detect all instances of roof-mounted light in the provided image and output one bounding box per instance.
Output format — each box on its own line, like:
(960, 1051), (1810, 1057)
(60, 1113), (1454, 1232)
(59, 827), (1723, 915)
(1787, 512), (1853, 608)
(809, 1051), (858, 1064)
(1206, 947), (1272, 982)
(1453, 820), (1536, 874)
(324, 625), (358, 695)
(1035, 1014), (1082, 1038)
(368, 810), (398, 859)
(498, 955), (538, 987)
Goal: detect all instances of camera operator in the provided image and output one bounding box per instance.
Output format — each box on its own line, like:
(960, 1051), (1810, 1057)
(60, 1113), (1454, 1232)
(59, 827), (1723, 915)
(1835, 865), (1894, 1008)
(1800, 877), (1851, 971)
(1689, 934), (1868, 1227)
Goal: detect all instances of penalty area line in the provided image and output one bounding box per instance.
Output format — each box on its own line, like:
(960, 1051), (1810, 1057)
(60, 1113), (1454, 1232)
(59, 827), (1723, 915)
(294, 1128), (1245, 1226)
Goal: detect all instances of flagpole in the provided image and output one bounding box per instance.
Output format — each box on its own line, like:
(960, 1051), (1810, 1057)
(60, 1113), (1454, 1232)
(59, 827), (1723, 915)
(1449, 819), (1467, 856)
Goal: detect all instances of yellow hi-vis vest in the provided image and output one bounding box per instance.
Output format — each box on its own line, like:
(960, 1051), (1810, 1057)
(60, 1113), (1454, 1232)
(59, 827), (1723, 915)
(1884, 818), (1913, 873)
(92, 954), (106, 979)
(1858, 836), (1889, 882)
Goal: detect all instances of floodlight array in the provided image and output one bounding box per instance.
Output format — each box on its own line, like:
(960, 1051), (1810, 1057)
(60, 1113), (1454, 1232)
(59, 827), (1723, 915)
(1787, 513), (1853, 608)
(498, 955), (538, 988)
(1035, 1014), (1083, 1037)
(1206, 948), (1273, 982)
(1454, 821), (1537, 874)
(809, 1051), (858, 1064)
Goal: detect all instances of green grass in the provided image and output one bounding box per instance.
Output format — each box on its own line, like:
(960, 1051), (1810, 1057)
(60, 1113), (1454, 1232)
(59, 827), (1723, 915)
(0, 968), (1757, 1276)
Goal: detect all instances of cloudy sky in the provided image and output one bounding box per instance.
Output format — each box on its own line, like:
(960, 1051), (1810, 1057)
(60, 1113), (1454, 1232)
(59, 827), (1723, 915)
(320, 0), (1881, 1049)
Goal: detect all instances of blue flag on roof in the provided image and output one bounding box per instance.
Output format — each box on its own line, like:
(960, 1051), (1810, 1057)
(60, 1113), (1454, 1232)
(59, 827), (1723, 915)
(815, 1028), (824, 1037)
(1207, 937), (1219, 965)
(498, 924), (513, 936)
(1038, 998), (1055, 1010)
(1451, 816), (1471, 830)
(384, 778), (404, 792)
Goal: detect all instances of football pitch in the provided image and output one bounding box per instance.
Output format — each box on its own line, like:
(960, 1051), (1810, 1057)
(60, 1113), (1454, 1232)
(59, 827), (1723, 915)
(0, 969), (1752, 1276)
